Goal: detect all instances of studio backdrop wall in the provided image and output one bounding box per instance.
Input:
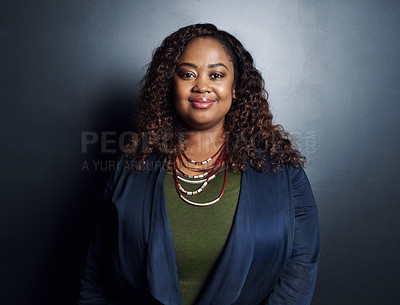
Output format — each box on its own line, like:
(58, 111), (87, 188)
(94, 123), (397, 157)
(1, 0), (399, 304)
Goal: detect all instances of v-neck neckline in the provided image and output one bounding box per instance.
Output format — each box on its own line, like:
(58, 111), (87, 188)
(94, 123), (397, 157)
(146, 156), (255, 305)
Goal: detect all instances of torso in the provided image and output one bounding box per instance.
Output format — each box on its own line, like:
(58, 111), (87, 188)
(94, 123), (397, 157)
(164, 168), (242, 305)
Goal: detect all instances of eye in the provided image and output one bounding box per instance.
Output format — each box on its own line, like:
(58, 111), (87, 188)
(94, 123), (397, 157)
(210, 73), (224, 79)
(179, 72), (196, 79)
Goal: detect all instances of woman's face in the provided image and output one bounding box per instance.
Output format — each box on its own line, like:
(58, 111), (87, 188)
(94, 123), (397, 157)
(173, 37), (236, 131)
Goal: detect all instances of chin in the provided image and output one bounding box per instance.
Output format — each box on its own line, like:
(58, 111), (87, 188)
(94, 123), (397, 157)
(185, 119), (225, 131)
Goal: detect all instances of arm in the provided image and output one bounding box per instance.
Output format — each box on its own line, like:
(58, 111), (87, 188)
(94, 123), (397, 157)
(78, 171), (116, 305)
(264, 166), (320, 305)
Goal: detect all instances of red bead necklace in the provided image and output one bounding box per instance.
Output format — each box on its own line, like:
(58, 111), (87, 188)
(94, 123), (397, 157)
(173, 145), (228, 206)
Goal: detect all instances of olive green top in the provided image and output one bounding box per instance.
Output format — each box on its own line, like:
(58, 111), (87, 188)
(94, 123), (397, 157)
(164, 168), (241, 305)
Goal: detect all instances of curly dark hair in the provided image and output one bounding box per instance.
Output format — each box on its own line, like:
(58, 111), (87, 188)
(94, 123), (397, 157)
(124, 23), (305, 172)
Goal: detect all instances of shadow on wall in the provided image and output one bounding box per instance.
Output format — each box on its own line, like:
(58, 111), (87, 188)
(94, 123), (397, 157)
(31, 84), (139, 305)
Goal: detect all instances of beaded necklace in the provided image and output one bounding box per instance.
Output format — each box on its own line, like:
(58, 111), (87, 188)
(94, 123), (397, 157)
(181, 144), (224, 165)
(172, 144), (228, 207)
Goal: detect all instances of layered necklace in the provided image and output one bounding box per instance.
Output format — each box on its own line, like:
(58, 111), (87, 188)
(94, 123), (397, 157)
(172, 144), (228, 207)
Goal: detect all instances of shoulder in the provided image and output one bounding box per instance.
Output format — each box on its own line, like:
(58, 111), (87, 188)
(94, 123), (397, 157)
(244, 160), (312, 197)
(284, 163), (308, 184)
(248, 149), (299, 174)
(246, 151), (306, 181)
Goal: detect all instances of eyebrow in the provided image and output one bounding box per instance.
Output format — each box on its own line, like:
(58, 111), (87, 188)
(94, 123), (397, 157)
(177, 62), (229, 71)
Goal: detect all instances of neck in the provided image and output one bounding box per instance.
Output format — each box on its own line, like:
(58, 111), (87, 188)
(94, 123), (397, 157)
(185, 128), (225, 159)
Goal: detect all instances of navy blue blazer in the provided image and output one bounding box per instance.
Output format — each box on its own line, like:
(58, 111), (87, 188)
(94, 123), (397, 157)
(78, 154), (320, 305)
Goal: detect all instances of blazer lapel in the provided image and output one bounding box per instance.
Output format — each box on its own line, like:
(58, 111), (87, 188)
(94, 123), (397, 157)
(147, 158), (182, 305)
(195, 170), (255, 305)
(146, 158), (257, 305)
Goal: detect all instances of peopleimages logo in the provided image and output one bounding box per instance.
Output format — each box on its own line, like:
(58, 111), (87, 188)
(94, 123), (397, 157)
(81, 131), (133, 172)
(80, 130), (318, 171)
(81, 131), (136, 154)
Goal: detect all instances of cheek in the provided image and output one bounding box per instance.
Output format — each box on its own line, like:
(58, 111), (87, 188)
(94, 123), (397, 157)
(217, 86), (234, 102)
(220, 79), (235, 97)
(174, 78), (190, 94)
(173, 83), (190, 115)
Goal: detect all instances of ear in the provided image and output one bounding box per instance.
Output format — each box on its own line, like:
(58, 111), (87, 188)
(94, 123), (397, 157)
(232, 88), (236, 99)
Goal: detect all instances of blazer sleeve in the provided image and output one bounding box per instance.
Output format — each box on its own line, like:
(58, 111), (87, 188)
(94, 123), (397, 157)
(264, 166), (321, 305)
(78, 170), (116, 305)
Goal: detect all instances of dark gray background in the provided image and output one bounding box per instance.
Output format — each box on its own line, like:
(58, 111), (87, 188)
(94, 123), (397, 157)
(1, 0), (399, 304)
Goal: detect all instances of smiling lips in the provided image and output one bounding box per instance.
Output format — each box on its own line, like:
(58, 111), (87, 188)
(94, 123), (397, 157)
(189, 97), (215, 109)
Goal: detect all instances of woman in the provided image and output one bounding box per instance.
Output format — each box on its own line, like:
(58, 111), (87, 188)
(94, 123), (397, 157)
(78, 23), (320, 305)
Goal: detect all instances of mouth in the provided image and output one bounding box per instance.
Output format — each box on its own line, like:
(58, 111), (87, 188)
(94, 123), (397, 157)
(189, 97), (215, 109)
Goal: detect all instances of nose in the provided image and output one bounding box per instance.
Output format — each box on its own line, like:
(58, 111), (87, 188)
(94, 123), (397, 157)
(192, 74), (212, 93)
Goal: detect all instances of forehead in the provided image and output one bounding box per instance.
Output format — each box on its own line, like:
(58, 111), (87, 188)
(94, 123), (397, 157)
(179, 37), (233, 65)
